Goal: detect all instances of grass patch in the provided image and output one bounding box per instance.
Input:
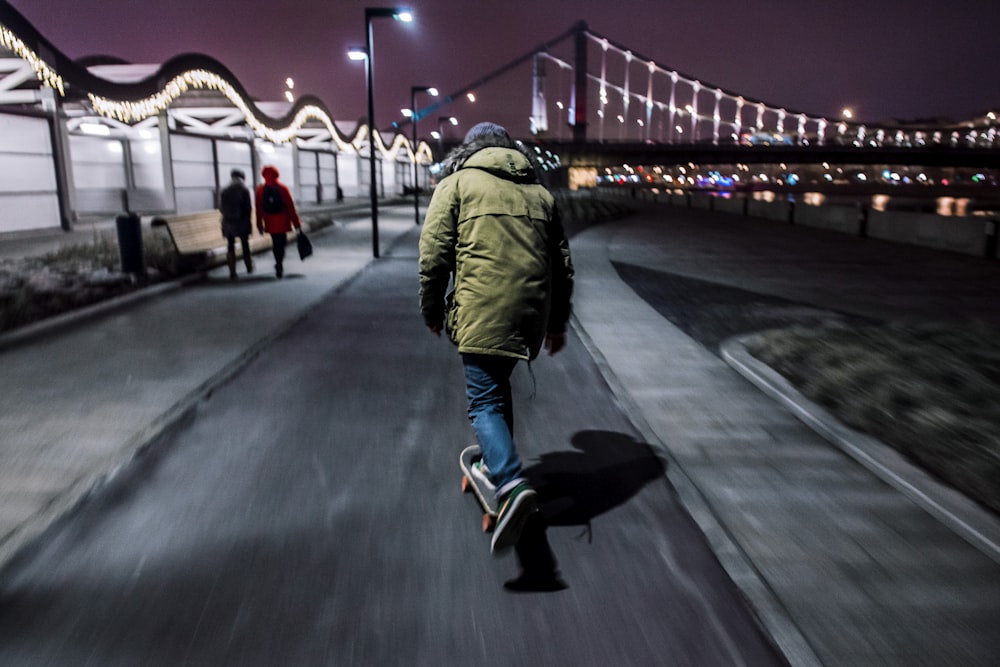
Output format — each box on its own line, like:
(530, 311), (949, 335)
(0, 227), (179, 334)
(745, 321), (1000, 515)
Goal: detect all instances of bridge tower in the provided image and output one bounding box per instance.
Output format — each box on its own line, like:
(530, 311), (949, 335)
(569, 21), (588, 143)
(530, 54), (548, 135)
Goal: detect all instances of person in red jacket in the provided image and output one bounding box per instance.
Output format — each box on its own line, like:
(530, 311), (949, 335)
(255, 165), (301, 278)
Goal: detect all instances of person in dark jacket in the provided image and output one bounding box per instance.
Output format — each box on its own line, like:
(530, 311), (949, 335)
(255, 165), (301, 278)
(419, 122), (574, 554)
(219, 169), (254, 279)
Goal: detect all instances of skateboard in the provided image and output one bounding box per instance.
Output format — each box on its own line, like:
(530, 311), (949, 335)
(460, 445), (498, 532)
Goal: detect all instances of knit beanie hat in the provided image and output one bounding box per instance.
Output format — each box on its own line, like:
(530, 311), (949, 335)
(463, 121), (509, 144)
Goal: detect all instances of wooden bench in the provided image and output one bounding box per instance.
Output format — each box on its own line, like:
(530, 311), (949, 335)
(150, 210), (273, 273)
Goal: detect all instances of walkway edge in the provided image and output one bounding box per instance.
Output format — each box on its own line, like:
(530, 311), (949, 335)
(0, 222), (382, 573)
(721, 334), (1000, 566)
(570, 314), (823, 667)
(0, 279), (189, 354)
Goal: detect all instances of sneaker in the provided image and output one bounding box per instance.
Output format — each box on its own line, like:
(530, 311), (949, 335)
(491, 483), (537, 554)
(470, 458), (496, 495)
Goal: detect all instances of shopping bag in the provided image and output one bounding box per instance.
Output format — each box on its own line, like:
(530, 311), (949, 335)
(297, 230), (313, 260)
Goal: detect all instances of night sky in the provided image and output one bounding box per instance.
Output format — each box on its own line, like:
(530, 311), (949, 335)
(8, 0), (1000, 138)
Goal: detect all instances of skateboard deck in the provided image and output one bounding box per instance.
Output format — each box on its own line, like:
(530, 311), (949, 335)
(459, 445), (498, 532)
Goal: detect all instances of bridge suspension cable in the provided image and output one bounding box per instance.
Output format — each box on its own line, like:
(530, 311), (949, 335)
(409, 21), (997, 151)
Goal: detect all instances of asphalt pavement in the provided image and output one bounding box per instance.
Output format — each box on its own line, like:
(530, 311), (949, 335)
(1, 196), (999, 665)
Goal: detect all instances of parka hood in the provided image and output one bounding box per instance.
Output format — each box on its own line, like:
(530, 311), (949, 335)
(261, 165), (279, 184)
(442, 140), (538, 184)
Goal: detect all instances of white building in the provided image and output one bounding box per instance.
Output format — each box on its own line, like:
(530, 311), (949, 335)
(0, 4), (433, 234)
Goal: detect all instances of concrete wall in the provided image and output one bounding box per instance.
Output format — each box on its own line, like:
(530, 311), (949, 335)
(0, 104), (400, 233)
(296, 150), (339, 205)
(747, 198), (793, 223)
(70, 134), (129, 215)
(867, 210), (988, 257)
(713, 197), (746, 216)
(380, 160), (404, 197)
(215, 140), (253, 200)
(320, 153), (340, 203)
(794, 203), (862, 235)
(690, 193), (713, 210)
(0, 114), (61, 233)
(597, 185), (1000, 259)
(697, 192), (995, 259)
(339, 154), (362, 198)
(170, 134), (216, 214)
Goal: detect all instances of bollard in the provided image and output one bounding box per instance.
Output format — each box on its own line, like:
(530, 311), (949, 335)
(115, 212), (146, 280)
(985, 219), (998, 260)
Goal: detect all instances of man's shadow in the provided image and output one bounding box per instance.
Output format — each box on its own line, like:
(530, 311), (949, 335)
(506, 430), (667, 592)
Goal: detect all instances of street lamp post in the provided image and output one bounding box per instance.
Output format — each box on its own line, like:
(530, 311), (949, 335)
(437, 116), (458, 158)
(357, 7), (413, 258)
(410, 86), (438, 225)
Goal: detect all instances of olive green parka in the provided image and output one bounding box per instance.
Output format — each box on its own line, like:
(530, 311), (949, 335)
(418, 142), (574, 361)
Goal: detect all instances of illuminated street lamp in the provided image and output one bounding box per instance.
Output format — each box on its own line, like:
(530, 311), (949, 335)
(350, 7), (413, 258)
(410, 85), (438, 225)
(437, 115), (458, 156)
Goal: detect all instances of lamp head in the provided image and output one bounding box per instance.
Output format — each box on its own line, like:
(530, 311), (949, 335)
(365, 7), (414, 21)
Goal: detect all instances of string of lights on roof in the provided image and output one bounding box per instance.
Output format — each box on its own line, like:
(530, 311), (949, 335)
(89, 70), (357, 150)
(1, 18), (431, 162)
(0, 22), (65, 94)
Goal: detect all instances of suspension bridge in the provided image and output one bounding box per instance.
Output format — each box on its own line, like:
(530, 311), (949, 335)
(0, 1), (997, 233)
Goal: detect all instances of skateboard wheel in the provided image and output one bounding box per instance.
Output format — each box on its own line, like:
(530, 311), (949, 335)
(483, 513), (496, 533)
(461, 475), (470, 493)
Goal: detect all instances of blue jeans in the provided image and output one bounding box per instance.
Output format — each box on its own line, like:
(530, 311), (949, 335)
(462, 353), (523, 497)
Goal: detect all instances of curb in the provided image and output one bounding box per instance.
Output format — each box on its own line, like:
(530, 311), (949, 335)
(0, 218), (391, 573)
(0, 279), (190, 354)
(720, 333), (1000, 566)
(0, 209), (362, 354)
(570, 314), (823, 667)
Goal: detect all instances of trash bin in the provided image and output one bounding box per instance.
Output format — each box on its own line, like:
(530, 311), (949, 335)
(115, 212), (146, 278)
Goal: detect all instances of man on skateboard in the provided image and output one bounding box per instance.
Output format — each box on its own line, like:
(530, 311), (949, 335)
(419, 122), (574, 553)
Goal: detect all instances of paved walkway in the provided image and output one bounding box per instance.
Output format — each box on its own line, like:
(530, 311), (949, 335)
(571, 208), (1000, 665)
(2, 198), (999, 665)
